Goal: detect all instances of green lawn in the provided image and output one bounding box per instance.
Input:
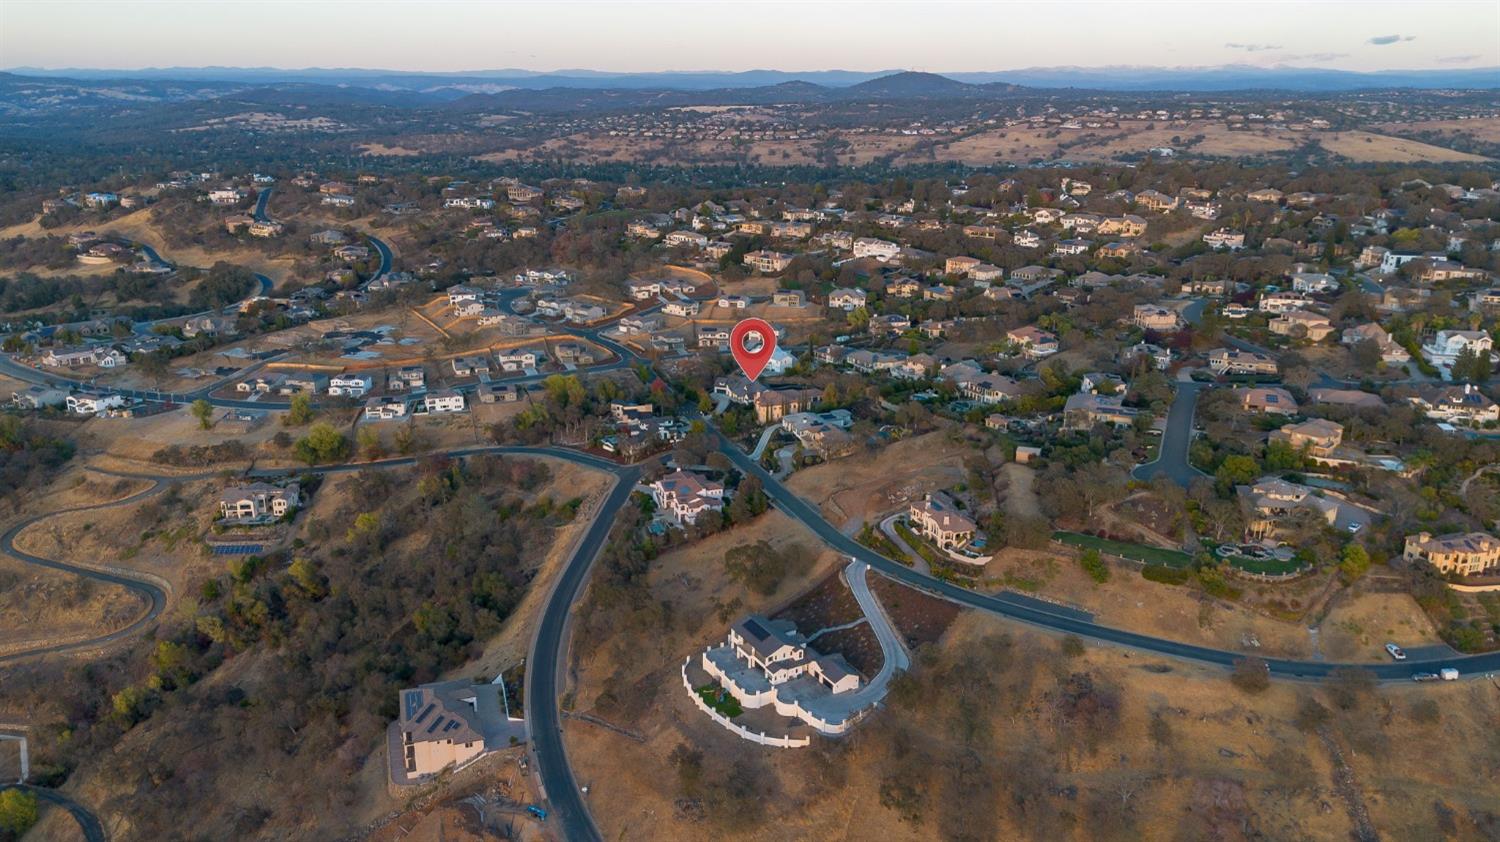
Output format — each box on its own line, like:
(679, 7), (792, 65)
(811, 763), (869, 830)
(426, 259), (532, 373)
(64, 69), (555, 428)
(1223, 554), (1307, 576)
(1053, 531), (1193, 568)
(696, 685), (743, 718)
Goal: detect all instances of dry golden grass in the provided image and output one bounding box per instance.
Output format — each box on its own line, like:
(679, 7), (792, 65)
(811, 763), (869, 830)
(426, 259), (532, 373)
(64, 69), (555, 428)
(358, 143), (425, 157)
(1374, 116), (1500, 144)
(567, 593), (1500, 842)
(785, 430), (970, 529)
(1316, 130), (1490, 163)
(1318, 590), (1445, 661)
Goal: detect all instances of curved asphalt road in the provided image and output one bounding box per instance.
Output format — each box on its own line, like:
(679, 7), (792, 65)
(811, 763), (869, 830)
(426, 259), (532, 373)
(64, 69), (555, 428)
(252, 187), (273, 223)
(0, 783), (106, 842)
(1132, 377), (1209, 486)
(522, 459), (640, 842)
(0, 476), (171, 666)
(711, 429), (1500, 680)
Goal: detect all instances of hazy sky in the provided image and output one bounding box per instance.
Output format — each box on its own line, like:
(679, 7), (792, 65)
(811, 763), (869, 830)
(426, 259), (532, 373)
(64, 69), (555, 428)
(3, 0), (1497, 73)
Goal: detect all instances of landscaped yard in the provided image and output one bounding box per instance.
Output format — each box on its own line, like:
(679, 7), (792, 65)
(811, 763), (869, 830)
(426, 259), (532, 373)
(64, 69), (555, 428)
(1054, 531), (1193, 568)
(857, 522), (911, 565)
(895, 521), (947, 567)
(1223, 554), (1307, 576)
(696, 684), (743, 718)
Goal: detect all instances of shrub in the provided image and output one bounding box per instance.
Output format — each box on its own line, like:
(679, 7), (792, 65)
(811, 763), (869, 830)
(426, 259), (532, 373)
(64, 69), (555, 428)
(1142, 564), (1190, 585)
(1327, 666), (1377, 711)
(1079, 548), (1110, 583)
(0, 789), (39, 836)
(1294, 695), (1331, 733)
(1409, 698), (1441, 725)
(1230, 656), (1270, 694)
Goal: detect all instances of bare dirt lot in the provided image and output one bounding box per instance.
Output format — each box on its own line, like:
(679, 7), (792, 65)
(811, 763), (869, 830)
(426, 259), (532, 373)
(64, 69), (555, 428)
(785, 431), (970, 530)
(983, 546), (1321, 658)
(1317, 589), (1446, 662)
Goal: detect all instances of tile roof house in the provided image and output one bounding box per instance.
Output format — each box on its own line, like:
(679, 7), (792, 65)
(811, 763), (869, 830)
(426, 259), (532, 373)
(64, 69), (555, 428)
(394, 680), (509, 781)
(1238, 477), (1339, 539)
(1006, 326), (1059, 359)
(1131, 304), (1181, 332)
(1422, 330), (1492, 372)
(1063, 393), (1138, 430)
(1269, 418), (1344, 458)
(1340, 323), (1411, 364)
(1269, 310), (1335, 342)
(1237, 386), (1299, 415)
(651, 470), (726, 526)
(909, 491), (977, 552)
(1207, 348), (1278, 376)
(1408, 384), (1499, 426)
(1403, 532), (1500, 576)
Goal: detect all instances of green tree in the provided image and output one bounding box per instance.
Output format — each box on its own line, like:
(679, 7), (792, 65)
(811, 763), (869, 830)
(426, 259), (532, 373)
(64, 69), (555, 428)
(347, 511), (380, 542)
(357, 426), (384, 460)
(285, 393), (315, 426)
(294, 422), (349, 465)
(542, 374), (586, 408)
(1339, 544), (1371, 584)
(190, 398), (214, 430)
(1079, 548), (1110, 583)
(1214, 455), (1259, 493)
(0, 789), (39, 836)
(723, 540), (800, 595)
(1263, 439), (1302, 471)
(287, 557), (328, 599)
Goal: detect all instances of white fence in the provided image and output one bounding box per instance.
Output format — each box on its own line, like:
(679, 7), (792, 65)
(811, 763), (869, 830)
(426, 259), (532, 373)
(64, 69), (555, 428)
(681, 658), (810, 749)
(1448, 581), (1500, 594)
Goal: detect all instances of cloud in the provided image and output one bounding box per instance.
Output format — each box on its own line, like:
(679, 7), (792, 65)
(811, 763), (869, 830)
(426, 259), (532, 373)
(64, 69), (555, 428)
(1435, 54), (1480, 65)
(1279, 52), (1350, 63)
(1367, 34), (1416, 45)
(1225, 42), (1282, 52)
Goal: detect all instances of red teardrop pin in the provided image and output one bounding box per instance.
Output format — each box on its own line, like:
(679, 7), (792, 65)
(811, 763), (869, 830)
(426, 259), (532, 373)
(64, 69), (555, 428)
(729, 317), (776, 381)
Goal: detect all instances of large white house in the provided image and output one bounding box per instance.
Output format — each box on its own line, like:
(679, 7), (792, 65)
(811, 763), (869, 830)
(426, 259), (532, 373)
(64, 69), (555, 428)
(423, 389), (466, 413)
(217, 482), (301, 523)
(328, 373), (374, 397)
(65, 393), (126, 415)
(852, 237), (901, 261)
(650, 470), (725, 525)
(698, 615), (864, 736)
(1422, 329), (1492, 375)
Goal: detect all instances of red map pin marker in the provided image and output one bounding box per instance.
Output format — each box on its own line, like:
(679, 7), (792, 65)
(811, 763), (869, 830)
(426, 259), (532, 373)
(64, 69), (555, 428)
(730, 317), (776, 381)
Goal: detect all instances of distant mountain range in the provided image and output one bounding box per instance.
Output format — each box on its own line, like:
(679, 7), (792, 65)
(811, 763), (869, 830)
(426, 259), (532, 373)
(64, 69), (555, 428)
(6, 64), (1499, 93)
(3, 65), (1497, 119)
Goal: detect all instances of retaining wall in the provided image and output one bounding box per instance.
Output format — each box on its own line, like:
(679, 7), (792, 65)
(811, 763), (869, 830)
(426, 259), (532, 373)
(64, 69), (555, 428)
(681, 657), (809, 748)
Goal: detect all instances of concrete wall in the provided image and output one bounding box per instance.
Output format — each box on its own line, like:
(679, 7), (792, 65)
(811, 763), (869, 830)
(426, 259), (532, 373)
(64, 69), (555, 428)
(1448, 581), (1500, 593)
(682, 657), (810, 748)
